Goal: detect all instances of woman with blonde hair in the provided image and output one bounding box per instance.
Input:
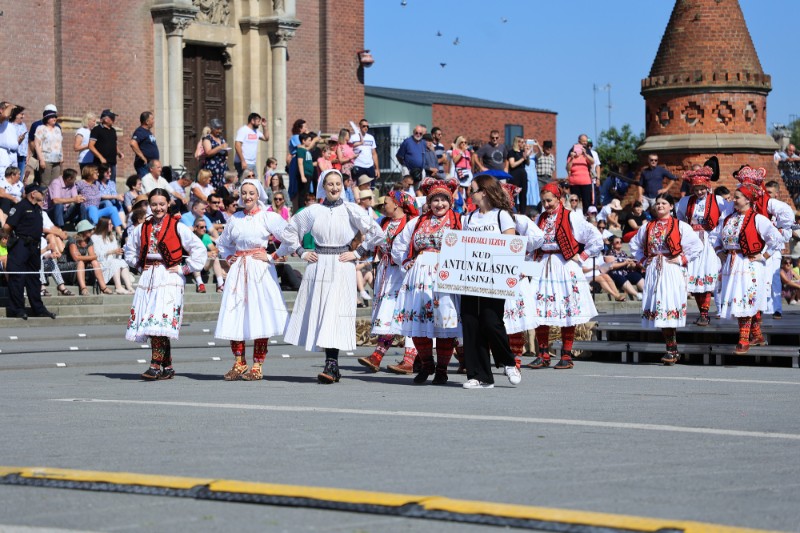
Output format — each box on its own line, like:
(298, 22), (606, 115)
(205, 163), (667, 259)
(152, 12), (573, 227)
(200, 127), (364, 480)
(74, 112), (96, 169)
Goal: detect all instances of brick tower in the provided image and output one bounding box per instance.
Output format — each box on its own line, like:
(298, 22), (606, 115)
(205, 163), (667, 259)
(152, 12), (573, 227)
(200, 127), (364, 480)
(639, 0), (780, 196)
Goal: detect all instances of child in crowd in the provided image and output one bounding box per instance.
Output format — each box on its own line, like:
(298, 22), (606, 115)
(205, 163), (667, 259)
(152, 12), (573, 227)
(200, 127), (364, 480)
(123, 175), (142, 215)
(263, 157), (278, 187)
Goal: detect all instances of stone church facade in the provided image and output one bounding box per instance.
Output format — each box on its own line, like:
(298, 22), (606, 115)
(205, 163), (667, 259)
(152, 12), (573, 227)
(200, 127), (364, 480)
(0, 0), (365, 175)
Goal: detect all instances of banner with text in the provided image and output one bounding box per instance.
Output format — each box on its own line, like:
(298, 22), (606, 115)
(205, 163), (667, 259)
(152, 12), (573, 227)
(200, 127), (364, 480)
(434, 230), (526, 299)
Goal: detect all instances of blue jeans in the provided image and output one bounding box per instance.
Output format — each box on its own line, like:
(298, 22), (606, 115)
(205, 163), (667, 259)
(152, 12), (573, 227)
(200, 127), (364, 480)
(83, 204), (122, 227)
(49, 203), (81, 227)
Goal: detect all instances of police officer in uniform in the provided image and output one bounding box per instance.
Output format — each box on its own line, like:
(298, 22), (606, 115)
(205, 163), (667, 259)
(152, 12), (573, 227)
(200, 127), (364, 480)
(2, 183), (56, 320)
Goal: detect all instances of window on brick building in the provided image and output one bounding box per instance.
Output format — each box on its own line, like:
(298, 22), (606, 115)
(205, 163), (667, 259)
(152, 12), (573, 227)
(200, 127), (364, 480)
(504, 124), (523, 146)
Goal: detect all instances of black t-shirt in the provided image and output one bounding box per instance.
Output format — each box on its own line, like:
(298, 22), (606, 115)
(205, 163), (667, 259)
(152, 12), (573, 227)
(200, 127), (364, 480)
(622, 211), (647, 230)
(90, 125), (118, 165)
(508, 149), (528, 184)
(131, 126), (159, 168)
(206, 209), (226, 224)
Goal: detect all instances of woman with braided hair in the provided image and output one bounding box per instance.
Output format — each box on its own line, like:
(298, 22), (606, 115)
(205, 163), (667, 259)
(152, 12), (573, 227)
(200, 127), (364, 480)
(715, 180), (783, 354)
(528, 182), (603, 370)
(214, 179), (290, 381)
(123, 188), (208, 380)
(391, 177), (462, 385)
(630, 194), (703, 365)
(358, 190), (419, 373)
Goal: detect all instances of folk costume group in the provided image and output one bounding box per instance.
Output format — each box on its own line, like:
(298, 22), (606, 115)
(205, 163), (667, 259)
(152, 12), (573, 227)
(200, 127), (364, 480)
(122, 160), (790, 382)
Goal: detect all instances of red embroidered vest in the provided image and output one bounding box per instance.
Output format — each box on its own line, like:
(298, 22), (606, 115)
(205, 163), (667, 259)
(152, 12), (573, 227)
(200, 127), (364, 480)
(138, 214), (185, 268)
(738, 210), (765, 255)
(685, 193), (721, 231)
(537, 206), (581, 260)
(378, 215), (410, 266)
(644, 217), (683, 257)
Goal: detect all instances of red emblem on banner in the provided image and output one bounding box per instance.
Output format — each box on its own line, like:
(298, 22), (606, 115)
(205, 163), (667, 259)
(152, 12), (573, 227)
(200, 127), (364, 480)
(439, 270), (450, 281)
(510, 238), (524, 254)
(444, 233), (458, 247)
(506, 277), (518, 288)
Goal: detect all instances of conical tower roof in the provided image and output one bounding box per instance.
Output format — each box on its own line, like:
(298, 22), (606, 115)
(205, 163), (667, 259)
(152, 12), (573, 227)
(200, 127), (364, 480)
(642, 0), (770, 95)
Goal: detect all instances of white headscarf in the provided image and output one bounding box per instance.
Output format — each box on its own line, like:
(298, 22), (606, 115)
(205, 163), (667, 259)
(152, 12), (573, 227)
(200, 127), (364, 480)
(316, 169), (344, 200)
(238, 178), (269, 209)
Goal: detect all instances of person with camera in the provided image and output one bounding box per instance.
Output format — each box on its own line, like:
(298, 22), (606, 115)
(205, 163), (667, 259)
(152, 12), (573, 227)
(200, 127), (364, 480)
(3, 184), (56, 320)
(565, 134), (595, 215)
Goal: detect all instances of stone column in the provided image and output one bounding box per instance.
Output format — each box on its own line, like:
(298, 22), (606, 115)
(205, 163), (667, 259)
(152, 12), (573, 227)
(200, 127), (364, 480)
(266, 22), (299, 169)
(163, 16), (193, 170)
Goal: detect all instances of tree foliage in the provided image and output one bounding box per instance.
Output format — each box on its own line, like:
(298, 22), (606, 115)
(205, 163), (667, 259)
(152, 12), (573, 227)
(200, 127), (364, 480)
(595, 124), (645, 171)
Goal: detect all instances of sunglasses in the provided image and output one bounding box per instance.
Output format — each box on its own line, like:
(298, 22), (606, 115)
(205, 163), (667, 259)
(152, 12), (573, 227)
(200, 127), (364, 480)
(490, 136), (500, 140)
(196, 226), (207, 229)
(275, 198), (284, 201)
(469, 188), (483, 196)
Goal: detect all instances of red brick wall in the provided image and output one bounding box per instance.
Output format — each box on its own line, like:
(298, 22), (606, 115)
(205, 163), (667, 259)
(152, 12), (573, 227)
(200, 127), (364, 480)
(288, 0), (364, 138)
(432, 103), (557, 155)
(645, 92), (767, 137)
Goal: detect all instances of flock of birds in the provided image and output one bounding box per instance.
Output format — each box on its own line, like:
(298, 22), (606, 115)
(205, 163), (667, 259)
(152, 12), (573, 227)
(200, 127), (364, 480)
(399, 0), (508, 69)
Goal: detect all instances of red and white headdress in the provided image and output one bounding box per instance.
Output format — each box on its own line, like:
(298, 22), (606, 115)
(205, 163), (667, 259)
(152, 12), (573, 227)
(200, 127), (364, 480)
(734, 166), (767, 187)
(501, 182), (521, 208)
(420, 177), (458, 202)
(682, 156), (719, 187)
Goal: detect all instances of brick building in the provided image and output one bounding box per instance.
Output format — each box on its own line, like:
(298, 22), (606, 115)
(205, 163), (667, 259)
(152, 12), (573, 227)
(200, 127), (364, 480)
(0, 0), (365, 177)
(365, 86), (557, 176)
(639, 0), (782, 199)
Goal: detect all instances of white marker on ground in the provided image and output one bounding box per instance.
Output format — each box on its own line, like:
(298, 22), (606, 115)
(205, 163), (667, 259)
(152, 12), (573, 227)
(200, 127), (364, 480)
(212, 357), (221, 361)
(137, 359), (146, 363)
(203, 329), (210, 333)
(56, 363), (66, 367)
(69, 347), (78, 351)
(9, 336), (18, 340)
(207, 342), (215, 346)
(78, 333), (87, 338)
(281, 354), (290, 358)
(140, 344), (148, 348)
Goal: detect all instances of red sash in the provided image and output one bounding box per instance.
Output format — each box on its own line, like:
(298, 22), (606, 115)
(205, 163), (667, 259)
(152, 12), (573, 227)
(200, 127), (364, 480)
(685, 193), (720, 231)
(644, 216), (683, 257)
(138, 214), (185, 268)
(536, 205), (581, 260)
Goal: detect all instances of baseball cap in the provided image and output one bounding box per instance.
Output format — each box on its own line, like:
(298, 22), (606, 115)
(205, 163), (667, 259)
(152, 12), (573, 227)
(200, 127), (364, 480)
(100, 109), (117, 120)
(587, 206), (598, 214)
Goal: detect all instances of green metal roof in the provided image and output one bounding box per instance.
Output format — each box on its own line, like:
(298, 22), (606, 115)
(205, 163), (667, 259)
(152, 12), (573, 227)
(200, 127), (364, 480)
(365, 86), (556, 115)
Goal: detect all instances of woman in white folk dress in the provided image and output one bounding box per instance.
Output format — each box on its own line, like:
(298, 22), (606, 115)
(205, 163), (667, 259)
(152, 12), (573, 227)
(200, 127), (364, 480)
(391, 177), (462, 385)
(124, 188), (207, 380)
(357, 190), (419, 373)
(675, 157), (731, 326)
(498, 183), (544, 369)
(528, 182), (603, 370)
(630, 194), (703, 365)
(276, 169), (385, 384)
(215, 179), (290, 381)
(715, 180), (783, 354)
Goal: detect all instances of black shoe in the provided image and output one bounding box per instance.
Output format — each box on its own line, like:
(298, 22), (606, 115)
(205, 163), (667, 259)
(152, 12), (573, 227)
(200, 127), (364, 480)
(554, 358), (574, 369)
(33, 311), (56, 319)
(141, 367), (162, 380)
(694, 314), (710, 326)
(431, 371), (448, 385)
(9, 312), (28, 320)
(318, 359), (341, 384)
(774, 312), (782, 319)
(527, 356), (551, 369)
(158, 367), (175, 380)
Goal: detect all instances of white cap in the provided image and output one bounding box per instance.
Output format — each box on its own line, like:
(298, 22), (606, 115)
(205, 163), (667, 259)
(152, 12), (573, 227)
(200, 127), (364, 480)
(587, 206), (598, 214)
(44, 104), (58, 112)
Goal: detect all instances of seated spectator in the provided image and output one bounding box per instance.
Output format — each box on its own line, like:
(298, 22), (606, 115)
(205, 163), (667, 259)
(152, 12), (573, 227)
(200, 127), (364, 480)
(219, 169), (241, 201)
(0, 230), (7, 279)
(140, 159), (169, 193)
(42, 210), (67, 255)
(63, 220), (112, 295)
(0, 167), (23, 219)
(780, 257), (800, 305)
(123, 207), (148, 247)
(597, 198), (623, 231)
(205, 193), (226, 233)
(266, 172), (289, 205)
(167, 172), (192, 214)
(39, 235), (72, 296)
(621, 201), (647, 242)
(596, 219), (613, 252)
(586, 205), (598, 225)
(76, 165), (123, 237)
(268, 191), (291, 221)
(263, 156), (279, 186)
(604, 235), (644, 300)
(46, 168), (83, 228)
(123, 174), (142, 216)
(190, 169), (215, 207)
(580, 255), (626, 301)
(342, 174), (356, 203)
(91, 216), (134, 294)
(357, 189), (380, 221)
(568, 194), (581, 212)
(97, 164), (126, 226)
(180, 199), (219, 240)
(222, 196), (237, 222)
(191, 217), (225, 293)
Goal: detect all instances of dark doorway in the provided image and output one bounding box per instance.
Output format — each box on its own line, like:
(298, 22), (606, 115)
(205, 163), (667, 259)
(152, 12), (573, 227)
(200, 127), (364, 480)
(183, 45), (227, 175)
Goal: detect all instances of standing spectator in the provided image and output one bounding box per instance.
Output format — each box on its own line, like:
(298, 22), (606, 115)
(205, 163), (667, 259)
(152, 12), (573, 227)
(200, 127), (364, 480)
(587, 138), (602, 193)
(140, 159), (169, 194)
(0, 103), (19, 180)
(507, 136), (532, 214)
(233, 112), (269, 176)
(46, 168), (83, 228)
(34, 108), (63, 187)
(532, 140), (555, 188)
(350, 119), (380, 180)
(88, 109), (124, 183)
(431, 127), (446, 175)
(566, 134), (595, 214)
(27, 105), (60, 184)
(476, 130), (508, 173)
(201, 118), (229, 190)
(194, 126), (210, 166)
(294, 132), (315, 212)
(421, 134), (439, 178)
(396, 125), (427, 181)
(286, 118), (307, 202)
(2, 184), (56, 319)
(129, 111), (159, 178)
(451, 136), (473, 187)
(335, 128), (356, 179)
(11, 107), (28, 178)
(639, 154), (677, 211)
(74, 112), (96, 170)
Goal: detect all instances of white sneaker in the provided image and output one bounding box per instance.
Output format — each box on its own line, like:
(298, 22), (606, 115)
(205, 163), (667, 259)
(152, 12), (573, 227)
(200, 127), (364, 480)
(504, 365), (521, 385)
(463, 379), (494, 389)
(359, 290), (372, 301)
(636, 293), (643, 301)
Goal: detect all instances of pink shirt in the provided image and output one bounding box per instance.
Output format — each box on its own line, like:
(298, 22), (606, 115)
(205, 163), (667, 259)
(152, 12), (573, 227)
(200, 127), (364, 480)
(45, 176), (77, 210)
(568, 156), (591, 186)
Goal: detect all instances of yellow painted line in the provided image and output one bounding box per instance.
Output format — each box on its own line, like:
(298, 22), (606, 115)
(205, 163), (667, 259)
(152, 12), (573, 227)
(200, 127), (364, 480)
(0, 467), (782, 533)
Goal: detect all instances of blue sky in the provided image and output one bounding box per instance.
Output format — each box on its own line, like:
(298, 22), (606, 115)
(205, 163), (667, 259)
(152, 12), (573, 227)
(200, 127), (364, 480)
(364, 0), (797, 159)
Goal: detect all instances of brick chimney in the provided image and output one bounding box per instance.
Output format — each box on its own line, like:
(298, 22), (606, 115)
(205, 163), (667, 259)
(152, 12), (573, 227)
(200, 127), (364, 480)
(639, 0), (783, 200)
